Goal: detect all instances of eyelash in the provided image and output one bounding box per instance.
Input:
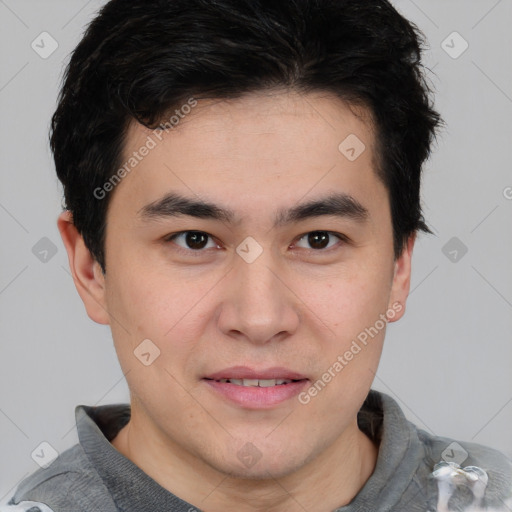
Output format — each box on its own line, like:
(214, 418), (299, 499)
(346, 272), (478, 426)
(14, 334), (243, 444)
(164, 231), (220, 254)
(294, 231), (349, 251)
(164, 230), (348, 255)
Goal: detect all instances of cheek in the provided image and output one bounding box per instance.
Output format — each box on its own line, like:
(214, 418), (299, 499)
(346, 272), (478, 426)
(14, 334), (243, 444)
(300, 262), (394, 338)
(104, 269), (211, 405)
(295, 270), (392, 418)
(104, 263), (215, 380)
(107, 256), (209, 332)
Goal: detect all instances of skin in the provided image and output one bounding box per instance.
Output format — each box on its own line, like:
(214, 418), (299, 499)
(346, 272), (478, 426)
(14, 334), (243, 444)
(58, 90), (414, 512)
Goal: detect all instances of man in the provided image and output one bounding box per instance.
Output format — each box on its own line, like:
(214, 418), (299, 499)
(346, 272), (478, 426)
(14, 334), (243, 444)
(4, 0), (511, 511)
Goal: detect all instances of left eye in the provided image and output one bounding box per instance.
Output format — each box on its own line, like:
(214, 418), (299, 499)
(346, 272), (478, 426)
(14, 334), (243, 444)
(167, 231), (218, 250)
(294, 231), (343, 250)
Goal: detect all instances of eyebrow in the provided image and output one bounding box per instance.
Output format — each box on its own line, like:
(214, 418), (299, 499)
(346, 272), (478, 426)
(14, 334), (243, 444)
(139, 193), (236, 223)
(275, 193), (369, 226)
(138, 191), (369, 226)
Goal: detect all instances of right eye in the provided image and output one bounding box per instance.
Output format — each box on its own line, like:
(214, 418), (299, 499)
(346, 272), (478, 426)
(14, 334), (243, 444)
(165, 231), (220, 251)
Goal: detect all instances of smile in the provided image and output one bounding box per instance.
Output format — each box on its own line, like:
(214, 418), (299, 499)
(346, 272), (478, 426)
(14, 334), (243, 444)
(203, 368), (309, 408)
(214, 378), (296, 387)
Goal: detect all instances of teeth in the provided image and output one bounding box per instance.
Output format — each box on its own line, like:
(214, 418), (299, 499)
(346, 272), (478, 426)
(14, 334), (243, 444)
(258, 379), (277, 387)
(217, 378), (294, 387)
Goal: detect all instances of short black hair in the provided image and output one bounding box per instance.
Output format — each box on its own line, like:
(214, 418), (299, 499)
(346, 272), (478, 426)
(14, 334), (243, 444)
(51, 0), (441, 271)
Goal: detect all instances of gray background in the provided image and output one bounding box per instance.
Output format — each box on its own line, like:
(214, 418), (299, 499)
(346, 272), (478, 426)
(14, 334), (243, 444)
(1, 0), (511, 502)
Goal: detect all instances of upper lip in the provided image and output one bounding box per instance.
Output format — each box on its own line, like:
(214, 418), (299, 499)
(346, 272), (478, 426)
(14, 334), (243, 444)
(205, 366), (308, 381)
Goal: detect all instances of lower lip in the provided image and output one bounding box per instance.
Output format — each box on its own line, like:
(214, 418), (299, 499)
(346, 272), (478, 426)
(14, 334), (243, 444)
(203, 379), (309, 408)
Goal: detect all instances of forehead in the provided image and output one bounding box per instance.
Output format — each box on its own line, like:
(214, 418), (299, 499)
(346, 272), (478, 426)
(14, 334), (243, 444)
(111, 90), (383, 222)
(126, 90), (375, 156)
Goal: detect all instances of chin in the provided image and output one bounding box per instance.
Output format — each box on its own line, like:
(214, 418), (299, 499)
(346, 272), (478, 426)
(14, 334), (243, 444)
(208, 441), (314, 481)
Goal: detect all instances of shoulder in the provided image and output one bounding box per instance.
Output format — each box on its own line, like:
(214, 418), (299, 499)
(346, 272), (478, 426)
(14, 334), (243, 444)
(417, 428), (512, 509)
(5, 444), (117, 512)
(419, 427), (512, 477)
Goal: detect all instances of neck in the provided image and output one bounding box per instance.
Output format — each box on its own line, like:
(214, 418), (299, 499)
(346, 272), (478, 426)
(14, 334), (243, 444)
(112, 408), (379, 512)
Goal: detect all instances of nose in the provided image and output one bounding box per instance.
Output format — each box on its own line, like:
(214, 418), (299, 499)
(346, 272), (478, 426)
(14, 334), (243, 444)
(216, 254), (300, 345)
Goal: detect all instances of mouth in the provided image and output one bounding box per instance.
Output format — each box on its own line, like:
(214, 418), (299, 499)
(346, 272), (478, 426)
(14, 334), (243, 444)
(207, 378), (300, 387)
(203, 366), (309, 408)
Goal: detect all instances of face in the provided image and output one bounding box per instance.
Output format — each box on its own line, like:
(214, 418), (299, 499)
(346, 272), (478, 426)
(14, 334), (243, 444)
(63, 91), (413, 480)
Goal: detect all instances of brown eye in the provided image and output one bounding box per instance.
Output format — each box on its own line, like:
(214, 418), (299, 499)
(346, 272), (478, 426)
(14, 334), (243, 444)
(168, 231), (216, 251)
(185, 231), (209, 249)
(294, 231), (344, 251)
(307, 231), (330, 249)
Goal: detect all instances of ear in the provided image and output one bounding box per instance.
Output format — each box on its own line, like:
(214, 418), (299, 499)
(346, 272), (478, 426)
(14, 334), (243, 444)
(387, 234), (415, 323)
(57, 211), (110, 325)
